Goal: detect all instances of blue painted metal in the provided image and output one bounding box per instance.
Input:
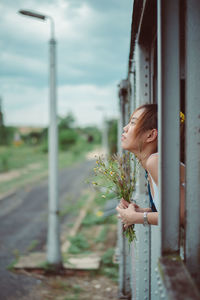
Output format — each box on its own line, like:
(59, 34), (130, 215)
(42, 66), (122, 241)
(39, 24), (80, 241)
(120, 0), (200, 298)
(157, 0), (180, 254)
(185, 0), (200, 286)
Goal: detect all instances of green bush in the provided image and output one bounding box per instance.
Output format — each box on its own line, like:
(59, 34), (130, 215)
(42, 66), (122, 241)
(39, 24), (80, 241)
(101, 248), (118, 281)
(107, 119), (118, 155)
(82, 214), (104, 226)
(40, 140), (48, 153)
(0, 152), (10, 172)
(82, 212), (116, 227)
(95, 226), (108, 243)
(68, 234), (90, 254)
(59, 129), (79, 150)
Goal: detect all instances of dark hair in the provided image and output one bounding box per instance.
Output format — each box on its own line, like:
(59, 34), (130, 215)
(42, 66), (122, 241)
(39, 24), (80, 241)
(131, 103), (185, 163)
(131, 103), (158, 138)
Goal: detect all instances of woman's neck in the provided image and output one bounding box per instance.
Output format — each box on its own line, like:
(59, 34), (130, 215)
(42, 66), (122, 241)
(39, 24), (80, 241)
(134, 147), (157, 169)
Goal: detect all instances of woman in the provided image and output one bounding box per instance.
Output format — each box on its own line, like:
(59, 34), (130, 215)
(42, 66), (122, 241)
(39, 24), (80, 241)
(116, 103), (185, 228)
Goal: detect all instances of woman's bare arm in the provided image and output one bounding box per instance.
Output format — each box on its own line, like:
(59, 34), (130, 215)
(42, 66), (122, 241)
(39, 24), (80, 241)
(116, 203), (158, 226)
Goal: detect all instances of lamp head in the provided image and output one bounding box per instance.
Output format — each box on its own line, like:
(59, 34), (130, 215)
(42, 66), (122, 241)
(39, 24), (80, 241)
(19, 10), (46, 20)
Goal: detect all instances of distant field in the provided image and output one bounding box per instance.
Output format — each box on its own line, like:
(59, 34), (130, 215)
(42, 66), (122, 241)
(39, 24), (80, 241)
(0, 143), (97, 196)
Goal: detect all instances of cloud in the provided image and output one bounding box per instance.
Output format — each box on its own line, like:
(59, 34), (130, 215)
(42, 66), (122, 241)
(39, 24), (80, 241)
(4, 82), (119, 127)
(0, 0), (132, 126)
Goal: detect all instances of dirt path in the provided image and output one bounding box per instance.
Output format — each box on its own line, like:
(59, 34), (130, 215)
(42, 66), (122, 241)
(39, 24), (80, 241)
(0, 160), (95, 300)
(0, 163), (41, 182)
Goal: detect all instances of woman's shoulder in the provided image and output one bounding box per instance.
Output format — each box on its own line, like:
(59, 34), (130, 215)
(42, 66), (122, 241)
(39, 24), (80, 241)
(146, 152), (158, 167)
(146, 152), (158, 185)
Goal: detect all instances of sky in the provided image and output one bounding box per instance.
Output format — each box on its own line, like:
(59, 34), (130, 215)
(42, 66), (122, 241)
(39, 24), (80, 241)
(0, 0), (133, 128)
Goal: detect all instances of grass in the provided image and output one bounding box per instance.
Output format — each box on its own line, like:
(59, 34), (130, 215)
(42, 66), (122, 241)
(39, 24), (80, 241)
(95, 225), (108, 243)
(7, 249), (20, 271)
(59, 193), (88, 219)
(0, 145), (46, 171)
(68, 234), (90, 255)
(100, 248), (118, 282)
(0, 143), (97, 195)
(61, 188), (118, 283)
(26, 239), (39, 252)
(82, 212), (116, 227)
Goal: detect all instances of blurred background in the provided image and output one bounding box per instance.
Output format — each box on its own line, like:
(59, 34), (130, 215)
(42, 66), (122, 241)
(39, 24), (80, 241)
(0, 1), (133, 299)
(0, 0), (133, 175)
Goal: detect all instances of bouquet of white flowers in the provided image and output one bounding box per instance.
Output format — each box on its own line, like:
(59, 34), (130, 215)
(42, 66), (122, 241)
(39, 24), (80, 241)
(92, 154), (136, 243)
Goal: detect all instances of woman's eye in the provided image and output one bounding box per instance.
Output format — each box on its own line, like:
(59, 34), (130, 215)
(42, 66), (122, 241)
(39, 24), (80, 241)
(131, 121), (135, 125)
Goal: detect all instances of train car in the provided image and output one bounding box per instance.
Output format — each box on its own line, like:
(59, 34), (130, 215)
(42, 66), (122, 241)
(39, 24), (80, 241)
(117, 1), (200, 299)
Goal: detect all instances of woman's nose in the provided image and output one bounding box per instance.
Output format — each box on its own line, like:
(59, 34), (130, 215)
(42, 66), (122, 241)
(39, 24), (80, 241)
(123, 124), (129, 132)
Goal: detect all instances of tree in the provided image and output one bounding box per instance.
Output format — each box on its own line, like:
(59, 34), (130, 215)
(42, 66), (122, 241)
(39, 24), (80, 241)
(58, 112), (75, 130)
(107, 119), (118, 155)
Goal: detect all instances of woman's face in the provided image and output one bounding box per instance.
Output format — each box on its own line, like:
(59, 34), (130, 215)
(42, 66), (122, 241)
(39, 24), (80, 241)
(121, 108), (145, 152)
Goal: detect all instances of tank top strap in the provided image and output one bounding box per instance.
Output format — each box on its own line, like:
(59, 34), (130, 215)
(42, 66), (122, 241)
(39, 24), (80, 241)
(145, 170), (157, 212)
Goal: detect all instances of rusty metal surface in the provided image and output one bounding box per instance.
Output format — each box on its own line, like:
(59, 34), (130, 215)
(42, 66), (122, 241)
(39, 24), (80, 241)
(159, 256), (200, 300)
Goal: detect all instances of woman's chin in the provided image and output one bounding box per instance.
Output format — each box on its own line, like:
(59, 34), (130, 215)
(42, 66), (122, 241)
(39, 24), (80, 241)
(121, 143), (129, 151)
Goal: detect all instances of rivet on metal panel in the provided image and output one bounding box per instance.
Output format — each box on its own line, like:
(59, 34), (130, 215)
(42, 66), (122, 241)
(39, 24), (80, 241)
(144, 268), (147, 272)
(160, 293), (165, 299)
(155, 290), (158, 295)
(157, 280), (162, 286)
(144, 239), (148, 242)
(144, 278), (148, 282)
(155, 267), (158, 273)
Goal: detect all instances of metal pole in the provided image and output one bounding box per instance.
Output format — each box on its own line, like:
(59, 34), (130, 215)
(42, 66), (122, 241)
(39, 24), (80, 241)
(47, 18), (62, 266)
(118, 80), (131, 299)
(18, 10), (62, 267)
(158, 0), (180, 255)
(185, 0), (200, 286)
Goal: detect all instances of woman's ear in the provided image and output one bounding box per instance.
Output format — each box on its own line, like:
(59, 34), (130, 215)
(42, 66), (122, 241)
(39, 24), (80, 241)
(146, 129), (158, 143)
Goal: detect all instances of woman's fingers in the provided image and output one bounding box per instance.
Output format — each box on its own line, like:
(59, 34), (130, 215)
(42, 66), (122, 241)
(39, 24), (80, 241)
(116, 206), (123, 213)
(124, 224), (128, 230)
(121, 198), (129, 208)
(129, 203), (136, 211)
(133, 203), (139, 209)
(119, 199), (127, 209)
(118, 203), (124, 209)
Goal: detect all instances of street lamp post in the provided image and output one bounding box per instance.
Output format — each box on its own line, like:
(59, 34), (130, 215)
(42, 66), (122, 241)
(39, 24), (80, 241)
(19, 10), (62, 267)
(96, 106), (109, 157)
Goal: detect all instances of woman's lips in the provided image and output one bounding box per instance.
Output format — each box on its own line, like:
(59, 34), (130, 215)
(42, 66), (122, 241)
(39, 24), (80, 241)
(121, 135), (126, 140)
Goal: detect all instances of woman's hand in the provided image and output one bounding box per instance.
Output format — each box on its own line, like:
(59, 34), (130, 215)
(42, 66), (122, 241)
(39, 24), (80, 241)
(116, 203), (143, 228)
(118, 198), (129, 209)
(118, 198), (141, 211)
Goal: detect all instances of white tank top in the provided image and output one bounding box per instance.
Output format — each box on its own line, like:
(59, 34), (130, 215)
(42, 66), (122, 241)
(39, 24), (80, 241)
(147, 153), (186, 210)
(147, 152), (159, 210)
